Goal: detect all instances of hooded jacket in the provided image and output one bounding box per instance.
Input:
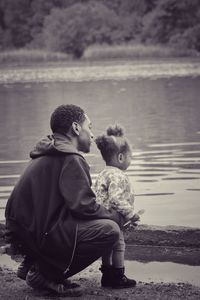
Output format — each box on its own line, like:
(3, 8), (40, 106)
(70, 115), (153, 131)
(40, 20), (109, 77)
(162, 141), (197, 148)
(5, 133), (122, 275)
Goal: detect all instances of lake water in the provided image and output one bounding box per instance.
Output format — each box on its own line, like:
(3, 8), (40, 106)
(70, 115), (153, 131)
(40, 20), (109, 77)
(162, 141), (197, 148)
(0, 74), (200, 226)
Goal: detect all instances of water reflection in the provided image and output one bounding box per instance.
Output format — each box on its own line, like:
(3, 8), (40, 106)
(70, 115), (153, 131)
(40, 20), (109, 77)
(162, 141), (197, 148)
(89, 142), (200, 227)
(0, 142), (199, 226)
(125, 261), (200, 287)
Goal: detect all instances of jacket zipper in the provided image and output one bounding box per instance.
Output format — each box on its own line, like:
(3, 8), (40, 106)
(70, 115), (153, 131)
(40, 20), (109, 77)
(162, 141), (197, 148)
(63, 223), (78, 275)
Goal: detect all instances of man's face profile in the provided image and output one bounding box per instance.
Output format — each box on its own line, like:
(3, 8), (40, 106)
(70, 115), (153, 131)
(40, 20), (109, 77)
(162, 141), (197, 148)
(77, 114), (93, 153)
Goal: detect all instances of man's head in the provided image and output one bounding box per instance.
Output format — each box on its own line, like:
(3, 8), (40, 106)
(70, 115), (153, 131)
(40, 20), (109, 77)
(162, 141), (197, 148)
(50, 104), (93, 153)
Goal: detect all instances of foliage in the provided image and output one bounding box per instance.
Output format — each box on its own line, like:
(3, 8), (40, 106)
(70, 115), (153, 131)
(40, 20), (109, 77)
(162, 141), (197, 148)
(0, 0), (200, 57)
(169, 25), (200, 51)
(42, 2), (121, 58)
(0, 0), (32, 48)
(142, 0), (200, 46)
(100, 0), (159, 16)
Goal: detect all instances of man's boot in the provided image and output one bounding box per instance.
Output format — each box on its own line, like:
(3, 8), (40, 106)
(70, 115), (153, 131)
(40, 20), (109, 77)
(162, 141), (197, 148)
(100, 265), (136, 288)
(26, 265), (83, 297)
(17, 256), (34, 280)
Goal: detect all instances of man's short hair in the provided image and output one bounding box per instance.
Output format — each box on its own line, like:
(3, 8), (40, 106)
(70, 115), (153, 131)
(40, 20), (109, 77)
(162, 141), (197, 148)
(50, 104), (86, 134)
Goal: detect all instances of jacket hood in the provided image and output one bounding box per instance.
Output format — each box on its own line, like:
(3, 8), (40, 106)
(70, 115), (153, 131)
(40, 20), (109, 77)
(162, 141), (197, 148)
(30, 133), (81, 159)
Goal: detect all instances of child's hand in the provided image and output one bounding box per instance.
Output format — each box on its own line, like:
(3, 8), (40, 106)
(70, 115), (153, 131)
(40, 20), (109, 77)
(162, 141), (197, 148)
(131, 209), (145, 223)
(130, 209), (145, 227)
(123, 209), (145, 230)
(131, 213), (140, 223)
(123, 220), (137, 230)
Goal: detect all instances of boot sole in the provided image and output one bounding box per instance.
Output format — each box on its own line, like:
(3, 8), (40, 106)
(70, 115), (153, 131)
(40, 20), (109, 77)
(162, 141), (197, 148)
(102, 283), (137, 289)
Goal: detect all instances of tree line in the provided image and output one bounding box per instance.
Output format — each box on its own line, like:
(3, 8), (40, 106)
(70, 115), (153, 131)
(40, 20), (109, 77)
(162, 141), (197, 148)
(0, 0), (200, 58)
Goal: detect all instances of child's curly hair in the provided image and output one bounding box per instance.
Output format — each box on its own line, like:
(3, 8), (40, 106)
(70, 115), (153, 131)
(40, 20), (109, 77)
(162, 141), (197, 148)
(95, 124), (131, 164)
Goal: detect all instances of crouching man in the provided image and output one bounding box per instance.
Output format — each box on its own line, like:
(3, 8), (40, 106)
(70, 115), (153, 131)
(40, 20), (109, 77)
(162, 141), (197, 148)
(5, 104), (129, 297)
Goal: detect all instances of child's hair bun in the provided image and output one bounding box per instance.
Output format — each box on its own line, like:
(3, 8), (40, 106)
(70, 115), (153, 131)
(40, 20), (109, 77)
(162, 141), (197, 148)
(95, 135), (107, 150)
(106, 124), (124, 137)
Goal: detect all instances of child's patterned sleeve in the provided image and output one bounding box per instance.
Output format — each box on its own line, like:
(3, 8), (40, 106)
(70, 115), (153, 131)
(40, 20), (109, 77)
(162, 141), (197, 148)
(93, 173), (109, 207)
(108, 173), (135, 220)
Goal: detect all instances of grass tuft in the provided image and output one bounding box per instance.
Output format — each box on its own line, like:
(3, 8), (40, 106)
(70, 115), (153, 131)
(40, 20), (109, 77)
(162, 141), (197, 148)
(0, 49), (70, 65)
(0, 45), (198, 67)
(84, 43), (198, 60)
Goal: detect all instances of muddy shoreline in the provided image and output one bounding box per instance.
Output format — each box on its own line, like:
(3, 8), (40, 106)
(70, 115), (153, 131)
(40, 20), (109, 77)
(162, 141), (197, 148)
(1, 265), (200, 300)
(1, 223), (200, 299)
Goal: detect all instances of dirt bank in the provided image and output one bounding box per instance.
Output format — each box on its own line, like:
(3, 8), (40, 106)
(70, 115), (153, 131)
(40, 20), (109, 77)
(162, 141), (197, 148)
(1, 223), (200, 247)
(124, 224), (200, 248)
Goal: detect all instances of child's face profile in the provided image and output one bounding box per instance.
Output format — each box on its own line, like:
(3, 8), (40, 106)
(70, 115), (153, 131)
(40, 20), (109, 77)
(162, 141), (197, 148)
(123, 150), (132, 170)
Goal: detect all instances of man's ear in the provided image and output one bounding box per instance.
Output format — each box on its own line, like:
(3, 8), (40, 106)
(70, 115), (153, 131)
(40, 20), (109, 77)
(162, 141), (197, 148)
(72, 122), (81, 136)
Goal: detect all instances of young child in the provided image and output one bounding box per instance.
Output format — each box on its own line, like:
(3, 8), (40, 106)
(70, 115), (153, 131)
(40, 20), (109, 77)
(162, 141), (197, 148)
(94, 125), (143, 289)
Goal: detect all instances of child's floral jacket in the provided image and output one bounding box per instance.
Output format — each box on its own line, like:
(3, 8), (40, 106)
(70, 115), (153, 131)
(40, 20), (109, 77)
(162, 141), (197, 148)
(94, 166), (135, 220)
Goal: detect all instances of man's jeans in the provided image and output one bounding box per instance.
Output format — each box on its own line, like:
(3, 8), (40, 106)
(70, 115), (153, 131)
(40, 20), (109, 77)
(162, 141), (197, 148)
(6, 218), (120, 282)
(65, 219), (120, 278)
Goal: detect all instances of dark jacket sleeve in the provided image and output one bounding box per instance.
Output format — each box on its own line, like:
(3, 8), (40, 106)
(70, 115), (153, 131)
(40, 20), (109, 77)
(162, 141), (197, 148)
(59, 155), (124, 226)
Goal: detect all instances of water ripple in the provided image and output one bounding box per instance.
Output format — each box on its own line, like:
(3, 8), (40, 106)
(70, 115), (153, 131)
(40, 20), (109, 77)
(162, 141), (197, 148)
(0, 141), (200, 226)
